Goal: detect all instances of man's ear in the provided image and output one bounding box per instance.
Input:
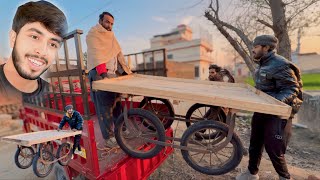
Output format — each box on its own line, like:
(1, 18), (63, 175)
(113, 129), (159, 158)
(263, 45), (271, 52)
(9, 30), (17, 48)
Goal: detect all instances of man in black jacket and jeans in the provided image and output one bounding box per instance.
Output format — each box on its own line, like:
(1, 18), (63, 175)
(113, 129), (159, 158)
(58, 105), (84, 157)
(236, 35), (302, 180)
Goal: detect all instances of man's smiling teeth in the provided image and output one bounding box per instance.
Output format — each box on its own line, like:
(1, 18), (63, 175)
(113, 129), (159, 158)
(29, 58), (44, 67)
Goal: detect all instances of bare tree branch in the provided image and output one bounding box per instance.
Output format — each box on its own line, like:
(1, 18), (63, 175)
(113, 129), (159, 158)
(286, 0), (320, 24)
(257, 19), (273, 29)
(263, 0), (270, 6)
(218, 20), (253, 54)
(204, 11), (256, 73)
(284, 0), (299, 6)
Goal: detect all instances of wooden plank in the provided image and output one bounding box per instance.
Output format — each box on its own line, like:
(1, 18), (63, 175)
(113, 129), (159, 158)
(92, 74), (292, 118)
(0, 130), (82, 147)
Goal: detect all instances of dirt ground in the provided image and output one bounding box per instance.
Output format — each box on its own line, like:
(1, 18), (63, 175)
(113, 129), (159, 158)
(149, 109), (320, 180)
(0, 101), (319, 180)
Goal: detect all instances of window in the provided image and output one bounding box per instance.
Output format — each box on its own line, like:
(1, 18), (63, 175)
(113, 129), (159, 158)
(167, 54), (173, 59)
(195, 66), (199, 77)
(149, 57), (154, 61)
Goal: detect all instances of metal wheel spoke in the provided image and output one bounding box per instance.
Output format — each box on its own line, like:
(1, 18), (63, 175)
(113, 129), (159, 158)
(213, 152), (224, 165)
(217, 152), (231, 159)
(197, 108), (204, 117)
(198, 153), (206, 163)
(190, 136), (207, 148)
(190, 152), (202, 157)
(191, 114), (202, 119)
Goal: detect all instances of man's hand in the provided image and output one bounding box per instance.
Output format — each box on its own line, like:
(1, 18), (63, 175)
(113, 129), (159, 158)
(101, 72), (108, 79)
(71, 128), (77, 132)
(57, 128), (61, 132)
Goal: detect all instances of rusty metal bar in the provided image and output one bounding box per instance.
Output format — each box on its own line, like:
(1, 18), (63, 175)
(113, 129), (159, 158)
(152, 51), (156, 76)
(163, 49), (167, 77)
(74, 32), (90, 120)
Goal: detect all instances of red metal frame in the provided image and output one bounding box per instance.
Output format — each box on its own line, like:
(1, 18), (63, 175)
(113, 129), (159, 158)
(20, 94), (173, 180)
(19, 29), (172, 180)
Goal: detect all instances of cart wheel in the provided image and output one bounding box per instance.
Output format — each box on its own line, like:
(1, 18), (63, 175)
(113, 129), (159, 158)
(180, 121), (243, 175)
(32, 150), (54, 178)
(139, 97), (174, 130)
(115, 108), (166, 159)
(186, 104), (226, 139)
(56, 143), (72, 166)
(14, 146), (35, 169)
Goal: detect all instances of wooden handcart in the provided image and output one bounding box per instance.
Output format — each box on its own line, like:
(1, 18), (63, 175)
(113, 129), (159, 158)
(1, 130), (82, 177)
(92, 74), (292, 175)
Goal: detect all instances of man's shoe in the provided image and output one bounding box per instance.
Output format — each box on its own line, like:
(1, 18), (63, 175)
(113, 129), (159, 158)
(105, 138), (118, 148)
(74, 149), (83, 156)
(236, 169), (259, 180)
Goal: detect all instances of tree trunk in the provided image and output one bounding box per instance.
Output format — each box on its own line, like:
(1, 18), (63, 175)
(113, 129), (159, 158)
(270, 0), (292, 60)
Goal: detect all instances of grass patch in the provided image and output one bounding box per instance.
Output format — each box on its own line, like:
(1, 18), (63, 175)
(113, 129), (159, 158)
(245, 73), (320, 90)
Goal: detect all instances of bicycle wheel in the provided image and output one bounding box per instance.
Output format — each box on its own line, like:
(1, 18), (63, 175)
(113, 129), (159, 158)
(56, 143), (72, 166)
(114, 108), (165, 159)
(181, 121), (243, 175)
(32, 150), (54, 178)
(139, 97), (174, 130)
(14, 146), (35, 169)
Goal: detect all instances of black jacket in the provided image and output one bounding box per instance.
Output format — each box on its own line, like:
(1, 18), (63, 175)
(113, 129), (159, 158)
(59, 111), (84, 130)
(254, 51), (302, 107)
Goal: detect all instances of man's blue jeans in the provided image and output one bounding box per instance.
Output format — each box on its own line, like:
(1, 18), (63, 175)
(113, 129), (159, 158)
(88, 69), (122, 140)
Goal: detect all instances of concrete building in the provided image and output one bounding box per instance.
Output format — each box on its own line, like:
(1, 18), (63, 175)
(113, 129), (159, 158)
(143, 24), (214, 80)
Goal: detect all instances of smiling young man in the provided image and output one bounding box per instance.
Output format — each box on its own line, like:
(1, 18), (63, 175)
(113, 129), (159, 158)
(0, 1), (67, 101)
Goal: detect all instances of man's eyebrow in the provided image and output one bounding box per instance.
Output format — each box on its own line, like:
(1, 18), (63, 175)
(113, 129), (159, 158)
(27, 28), (62, 44)
(27, 28), (43, 35)
(51, 37), (63, 44)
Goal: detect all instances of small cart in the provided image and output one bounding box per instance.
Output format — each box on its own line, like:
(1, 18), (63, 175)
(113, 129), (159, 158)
(1, 130), (82, 178)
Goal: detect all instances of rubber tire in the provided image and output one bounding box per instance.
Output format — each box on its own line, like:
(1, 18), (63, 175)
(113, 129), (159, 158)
(32, 150), (54, 178)
(114, 108), (166, 159)
(56, 143), (72, 166)
(14, 146), (35, 169)
(180, 120), (243, 175)
(139, 97), (175, 130)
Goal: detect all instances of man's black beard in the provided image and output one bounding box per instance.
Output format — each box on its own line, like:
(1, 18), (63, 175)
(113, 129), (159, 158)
(12, 45), (48, 80)
(100, 22), (111, 31)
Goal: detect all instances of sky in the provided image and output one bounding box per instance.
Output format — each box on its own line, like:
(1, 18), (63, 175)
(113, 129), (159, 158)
(0, 0), (319, 66)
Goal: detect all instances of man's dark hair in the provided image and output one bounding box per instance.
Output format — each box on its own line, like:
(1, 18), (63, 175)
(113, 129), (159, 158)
(209, 64), (221, 72)
(99, 12), (114, 22)
(12, 0), (68, 38)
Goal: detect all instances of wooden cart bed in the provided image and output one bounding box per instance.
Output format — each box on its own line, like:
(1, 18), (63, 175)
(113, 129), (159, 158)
(93, 74), (292, 118)
(0, 130), (81, 147)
